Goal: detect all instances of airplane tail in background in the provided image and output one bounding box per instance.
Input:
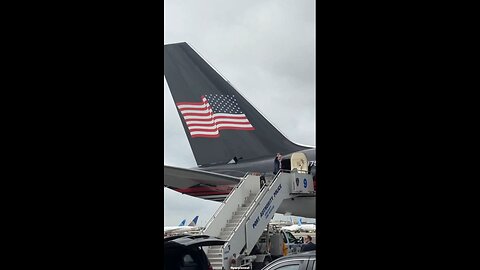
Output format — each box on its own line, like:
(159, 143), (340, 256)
(188, 216), (199, 226)
(298, 218), (302, 226)
(164, 42), (310, 167)
(179, 219), (186, 226)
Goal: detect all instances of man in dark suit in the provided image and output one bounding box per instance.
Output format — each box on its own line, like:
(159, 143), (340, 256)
(301, 235), (316, 252)
(273, 153), (282, 174)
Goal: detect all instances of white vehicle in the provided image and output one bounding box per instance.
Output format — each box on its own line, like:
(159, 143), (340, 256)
(238, 224), (304, 270)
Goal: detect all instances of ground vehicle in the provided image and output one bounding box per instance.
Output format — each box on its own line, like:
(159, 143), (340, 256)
(243, 225), (304, 270)
(261, 251), (316, 270)
(164, 234), (225, 270)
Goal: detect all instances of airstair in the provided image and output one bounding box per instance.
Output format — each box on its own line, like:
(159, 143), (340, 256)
(202, 169), (314, 270)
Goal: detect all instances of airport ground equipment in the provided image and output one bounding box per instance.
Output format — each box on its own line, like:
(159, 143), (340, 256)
(201, 169), (314, 270)
(248, 224), (303, 270)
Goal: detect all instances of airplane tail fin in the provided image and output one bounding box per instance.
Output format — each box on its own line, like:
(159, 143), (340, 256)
(188, 216), (199, 226)
(164, 42), (311, 167)
(179, 219), (186, 226)
(298, 218), (303, 226)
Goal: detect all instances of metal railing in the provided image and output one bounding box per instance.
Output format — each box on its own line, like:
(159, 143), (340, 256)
(223, 170), (283, 247)
(202, 171), (250, 233)
(219, 169), (312, 238)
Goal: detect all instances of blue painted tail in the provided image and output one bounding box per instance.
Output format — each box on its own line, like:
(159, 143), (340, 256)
(188, 216), (199, 226)
(178, 219), (186, 226)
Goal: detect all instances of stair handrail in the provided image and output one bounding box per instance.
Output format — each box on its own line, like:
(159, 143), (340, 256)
(203, 171), (251, 232)
(224, 170), (285, 244)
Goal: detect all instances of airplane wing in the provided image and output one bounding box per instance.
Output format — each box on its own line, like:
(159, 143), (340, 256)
(164, 165), (241, 202)
(164, 165), (240, 189)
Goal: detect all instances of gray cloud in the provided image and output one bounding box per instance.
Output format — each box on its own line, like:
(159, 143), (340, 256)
(164, 0), (315, 226)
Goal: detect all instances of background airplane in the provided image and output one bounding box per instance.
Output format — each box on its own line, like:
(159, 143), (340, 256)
(282, 217), (316, 233)
(164, 42), (316, 218)
(164, 216), (200, 234)
(164, 218), (187, 232)
(281, 217), (301, 232)
(297, 218), (316, 232)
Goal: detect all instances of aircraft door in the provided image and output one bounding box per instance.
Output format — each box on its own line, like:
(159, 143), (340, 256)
(290, 152), (308, 173)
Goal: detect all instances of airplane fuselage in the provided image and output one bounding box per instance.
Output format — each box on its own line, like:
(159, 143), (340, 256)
(192, 148), (316, 218)
(164, 42), (316, 218)
(197, 148), (316, 178)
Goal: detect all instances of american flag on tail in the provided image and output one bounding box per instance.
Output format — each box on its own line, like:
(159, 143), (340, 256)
(176, 94), (255, 138)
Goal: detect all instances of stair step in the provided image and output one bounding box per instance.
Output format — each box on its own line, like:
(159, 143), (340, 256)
(221, 230), (234, 235)
(225, 221), (238, 226)
(208, 258), (223, 263)
(221, 229), (234, 234)
(207, 253), (223, 258)
(220, 231), (231, 237)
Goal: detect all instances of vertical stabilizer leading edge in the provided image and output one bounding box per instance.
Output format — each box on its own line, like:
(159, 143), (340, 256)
(188, 216), (199, 226)
(164, 42), (310, 167)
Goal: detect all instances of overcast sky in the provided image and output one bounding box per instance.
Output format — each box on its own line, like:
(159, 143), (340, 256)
(164, 0), (316, 226)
